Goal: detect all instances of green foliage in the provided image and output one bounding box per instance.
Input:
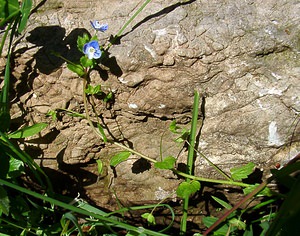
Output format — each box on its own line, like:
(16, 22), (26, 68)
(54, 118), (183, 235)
(176, 180), (200, 198)
(8, 122), (48, 139)
(154, 156), (176, 170)
(243, 184), (272, 197)
(85, 84), (103, 95)
(230, 162), (255, 181)
(141, 212), (156, 226)
(211, 196), (232, 210)
(169, 120), (190, 143)
(96, 159), (104, 175)
(97, 123), (108, 142)
(110, 151), (131, 167)
(77, 33), (90, 52)
(67, 63), (85, 77)
(18, 0), (32, 33)
(0, 186), (10, 216)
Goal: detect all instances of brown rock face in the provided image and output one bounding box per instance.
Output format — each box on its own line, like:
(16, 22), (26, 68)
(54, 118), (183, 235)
(2, 0), (299, 205)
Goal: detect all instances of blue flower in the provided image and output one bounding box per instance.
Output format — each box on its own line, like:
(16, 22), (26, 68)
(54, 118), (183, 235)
(90, 21), (108, 32)
(83, 40), (101, 59)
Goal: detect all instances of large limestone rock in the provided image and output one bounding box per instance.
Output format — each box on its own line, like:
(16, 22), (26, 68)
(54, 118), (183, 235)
(2, 0), (300, 206)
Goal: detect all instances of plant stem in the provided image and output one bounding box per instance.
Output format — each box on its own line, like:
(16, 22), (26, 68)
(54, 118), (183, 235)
(106, 0), (152, 49)
(180, 90), (200, 235)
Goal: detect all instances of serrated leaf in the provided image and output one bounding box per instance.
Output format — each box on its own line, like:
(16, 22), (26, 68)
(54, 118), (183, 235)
(211, 196), (232, 210)
(7, 157), (24, 178)
(141, 213), (156, 225)
(176, 180), (200, 198)
(243, 184), (272, 197)
(154, 156), (176, 170)
(0, 185), (10, 216)
(110, 151), (131, 167)
(67, 63), (85, 77)
(85, 84), (102, 95)
(229, 218), (246, 230)
(230, 162), (255, 181)
(96, 159), (103, 175)
(8, 123), (48, 139)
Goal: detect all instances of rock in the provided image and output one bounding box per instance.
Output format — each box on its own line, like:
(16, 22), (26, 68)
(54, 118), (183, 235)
(1, 0), (299, 206)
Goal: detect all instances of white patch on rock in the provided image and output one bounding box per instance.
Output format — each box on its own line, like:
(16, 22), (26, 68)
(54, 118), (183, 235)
(259, 87), (283, 96)
(268, 121), (283, 146)
(155, 187), (174, 201)
(153, 28), (167, 37)
(144, 44), (157, 58)
(118, 77), (128, 84)
(128, 103), (138, 109)
(158, 104), (166, 109)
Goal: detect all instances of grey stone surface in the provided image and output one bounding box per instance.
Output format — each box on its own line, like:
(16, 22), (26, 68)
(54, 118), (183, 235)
(1, 0), (300, 204)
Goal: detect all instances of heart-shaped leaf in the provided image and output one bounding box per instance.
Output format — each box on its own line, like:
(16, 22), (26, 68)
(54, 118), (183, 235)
(154, 156), (176, 170)
(176, 180), (200, 198)
(230, 162), (255, 181)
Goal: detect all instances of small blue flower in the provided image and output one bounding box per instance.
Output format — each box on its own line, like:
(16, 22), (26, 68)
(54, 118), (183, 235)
(83, 40), (101, 59)
(90, 20), (108, 32)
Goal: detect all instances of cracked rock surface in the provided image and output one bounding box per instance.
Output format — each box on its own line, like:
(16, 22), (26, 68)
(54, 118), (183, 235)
(1, 0), (300, 206)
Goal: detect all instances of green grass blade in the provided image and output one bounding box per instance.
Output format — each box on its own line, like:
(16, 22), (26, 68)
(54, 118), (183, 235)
(0, 179), (168, 236)
(180, 90), (200, 235)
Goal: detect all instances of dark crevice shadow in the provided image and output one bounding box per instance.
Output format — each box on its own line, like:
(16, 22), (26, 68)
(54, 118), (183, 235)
(114, 0), (197, 42)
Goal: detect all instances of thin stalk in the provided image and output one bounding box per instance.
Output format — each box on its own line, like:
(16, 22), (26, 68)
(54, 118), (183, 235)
(180, 90), (200, 235)
(186, 141), (232, 181)
(106, 0), (152, 49)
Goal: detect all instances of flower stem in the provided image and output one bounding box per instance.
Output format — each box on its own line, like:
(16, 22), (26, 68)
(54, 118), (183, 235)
(106, 0), (152, 49)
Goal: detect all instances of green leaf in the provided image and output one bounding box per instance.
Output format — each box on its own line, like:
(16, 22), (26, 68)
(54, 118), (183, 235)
(169, 120), (180, 133)
(141, 213), (156, 225)
(0, 109), (11, 132)
(67, 63), (85, 77)
(104, 91), (114, 102)
(77, 34), (90, 52)
(211, 196), (232, 210)
(0, 0), (20, 26)
(8, 122), (48, 139)
(230, 162), (255, 181)
(243, 184), (272, 197)
(85, 84), (102, 95)
(61, 212), (84, 236)
(46, 110), (57, 121)
(18, 0), (32, 33)
(97, 123), (107, 142)
(80, 56), (94, 68)
(96, 159), (103, 175)
(7, 157), (24, 178)
(229, 218), (246, 230)
(154, 156), (176, 170)
(176, 180), (200, 198)
(202, 216), (229, 235)
(0, 185), (10, 216)
(110, 151), (131, 167)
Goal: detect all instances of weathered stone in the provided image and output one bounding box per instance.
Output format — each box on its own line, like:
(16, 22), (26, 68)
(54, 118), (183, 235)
(1, 0), (299, 207)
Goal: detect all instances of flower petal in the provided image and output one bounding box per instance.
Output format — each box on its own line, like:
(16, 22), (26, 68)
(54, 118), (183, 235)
(90, 20), (108, 32)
